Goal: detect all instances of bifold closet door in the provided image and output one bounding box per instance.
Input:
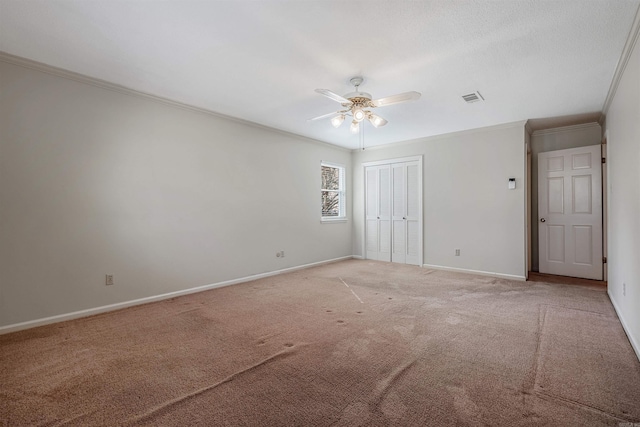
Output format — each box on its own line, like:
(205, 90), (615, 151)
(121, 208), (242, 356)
(391, 161), (421, 265)
(366, 160), (421, 265)
(365, 165), (391, 261)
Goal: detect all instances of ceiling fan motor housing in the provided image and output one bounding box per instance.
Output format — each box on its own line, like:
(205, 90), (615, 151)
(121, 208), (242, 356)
(343, 93), (373, 104)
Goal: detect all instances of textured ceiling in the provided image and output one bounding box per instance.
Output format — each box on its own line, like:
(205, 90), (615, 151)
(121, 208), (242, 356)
(1, 0), (639, 149)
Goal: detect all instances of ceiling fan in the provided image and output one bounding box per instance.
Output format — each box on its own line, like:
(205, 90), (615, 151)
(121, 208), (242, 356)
(309, 76), (421, 134)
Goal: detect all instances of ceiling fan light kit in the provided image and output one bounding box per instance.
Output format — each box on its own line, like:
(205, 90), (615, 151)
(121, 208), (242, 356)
(310, 76), (421, 135)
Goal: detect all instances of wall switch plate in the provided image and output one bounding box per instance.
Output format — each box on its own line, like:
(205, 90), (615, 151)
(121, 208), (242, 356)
(508, 178), (516, 190)
(106, 275), (114, 286)
(623, 282), (626, 296)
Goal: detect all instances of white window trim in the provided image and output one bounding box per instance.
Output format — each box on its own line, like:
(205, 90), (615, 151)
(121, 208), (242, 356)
(321, 161), (347, 222)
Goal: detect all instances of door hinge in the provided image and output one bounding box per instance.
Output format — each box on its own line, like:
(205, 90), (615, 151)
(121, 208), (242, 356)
(603, 256), (607, 263)
(602, 157), (606, 164)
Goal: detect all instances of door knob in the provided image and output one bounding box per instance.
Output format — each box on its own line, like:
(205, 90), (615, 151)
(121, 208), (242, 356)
(540, 218), (546, 222)
(377, 217), (380, 219)
(403, 217), (406, 220)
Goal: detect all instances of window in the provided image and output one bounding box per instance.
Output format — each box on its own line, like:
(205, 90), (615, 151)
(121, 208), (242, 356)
(321, 162), (346, 221)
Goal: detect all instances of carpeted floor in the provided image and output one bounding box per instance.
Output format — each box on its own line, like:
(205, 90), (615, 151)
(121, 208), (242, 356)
(1, 259), (639, 426)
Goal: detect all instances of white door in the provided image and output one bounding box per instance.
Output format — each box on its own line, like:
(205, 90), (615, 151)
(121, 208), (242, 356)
(404, 161), (421, 266)
(392, 163), (406, 263)
(365, 165), (391, 261)
(391, 161), (421, 265)
(364, 156), (422, 266)
(538, 145), (603, 280)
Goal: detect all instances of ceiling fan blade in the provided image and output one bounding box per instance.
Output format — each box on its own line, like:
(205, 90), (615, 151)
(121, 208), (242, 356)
(371, 91), (421, 108)
(315, 89), (352, 104)
(308, 111), (343, 121)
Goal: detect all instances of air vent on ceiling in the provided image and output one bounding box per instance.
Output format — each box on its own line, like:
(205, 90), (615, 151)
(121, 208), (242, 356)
(462, 91), (485, 103)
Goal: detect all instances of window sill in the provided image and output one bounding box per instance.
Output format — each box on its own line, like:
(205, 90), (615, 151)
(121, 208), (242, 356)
(321, 217), (348, 223)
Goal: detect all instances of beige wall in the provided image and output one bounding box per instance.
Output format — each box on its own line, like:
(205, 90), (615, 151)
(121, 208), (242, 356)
(604, 25), (640, 359)
(352, 123), (527, 279)
(0, 60), (352, 328)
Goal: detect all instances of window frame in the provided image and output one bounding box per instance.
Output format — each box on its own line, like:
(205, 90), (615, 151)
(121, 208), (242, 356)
(321, 161), (347, 222)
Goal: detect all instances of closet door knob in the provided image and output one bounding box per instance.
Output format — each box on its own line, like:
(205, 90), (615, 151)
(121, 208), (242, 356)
(540, 218), (546, 223)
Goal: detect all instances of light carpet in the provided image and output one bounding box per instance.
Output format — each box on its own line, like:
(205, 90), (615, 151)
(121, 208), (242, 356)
(1, 260), (639, 426)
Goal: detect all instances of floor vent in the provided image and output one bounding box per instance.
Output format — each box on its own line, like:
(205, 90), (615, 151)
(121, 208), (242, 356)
(462, 91), (485, 103)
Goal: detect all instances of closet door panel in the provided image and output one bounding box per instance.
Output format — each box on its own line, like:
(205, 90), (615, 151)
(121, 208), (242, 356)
(365, 167), (380, 260)
(405, 161), (421, 265)
(407, 163), (419, 217)
(366, 220), (378, 253)
(391, 164), (406, 263)
(378, 166), (391, 261)
(392, 220), (406, 263)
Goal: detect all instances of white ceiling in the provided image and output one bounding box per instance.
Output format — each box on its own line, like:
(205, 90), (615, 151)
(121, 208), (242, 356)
(1, 0), (639, 149)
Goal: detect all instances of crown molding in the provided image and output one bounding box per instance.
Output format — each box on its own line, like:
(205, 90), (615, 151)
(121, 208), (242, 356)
(531, 122), (601, 137)
(598, 114), (606, 126)
(524, 120), (534, 136)
(0, 51), (351, 153)
(602, 4), (640, 115)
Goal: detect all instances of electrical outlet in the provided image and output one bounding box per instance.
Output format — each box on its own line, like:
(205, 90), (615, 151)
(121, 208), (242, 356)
(455, 249), (460, 256)
(106, 275), (114, 286)
(623, 282), (626, 296)
(276, 252), (281, 258)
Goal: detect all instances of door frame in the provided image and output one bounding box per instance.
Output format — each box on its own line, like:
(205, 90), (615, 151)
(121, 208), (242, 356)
(362, 156), (423, 266)
(527, 124), (608, 282)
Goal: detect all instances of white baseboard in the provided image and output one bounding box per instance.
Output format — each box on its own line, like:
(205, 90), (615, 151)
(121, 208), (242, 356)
(0, 255), (355, 335)
(608, 291), (640, 363)
(422, 264), (526, 281)
(351, 255), (364, 260)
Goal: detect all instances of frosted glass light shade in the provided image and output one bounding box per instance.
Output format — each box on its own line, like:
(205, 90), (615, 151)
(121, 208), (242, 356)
(368, 113), (388, 128)
(353, 108), (365, 122)
(331, 114), (345, 128)
(350, 120), (360, 134)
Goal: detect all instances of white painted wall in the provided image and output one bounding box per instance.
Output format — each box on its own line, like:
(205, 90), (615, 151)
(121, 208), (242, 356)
(0, 61), (352, 328)
(529, 123), (602, 271)
(352, 123), (527, 279)
(604, 27), (640, 359)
